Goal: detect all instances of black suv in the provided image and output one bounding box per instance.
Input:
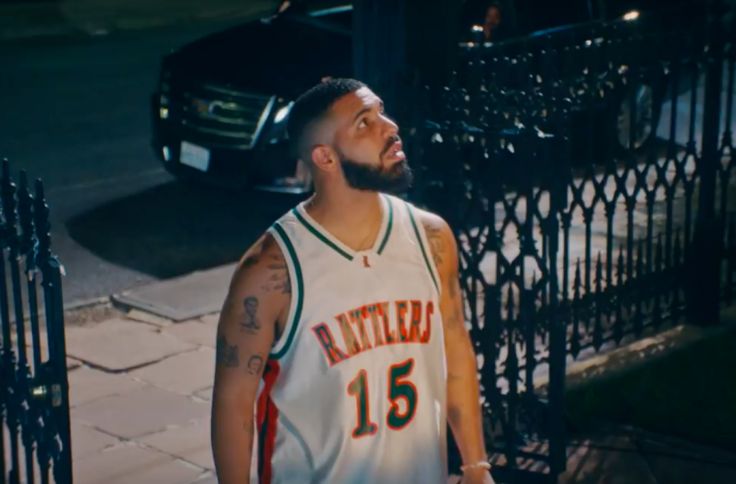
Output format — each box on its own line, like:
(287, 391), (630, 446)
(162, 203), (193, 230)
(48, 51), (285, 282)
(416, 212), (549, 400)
(151, 0), (689, 190)
(152, 4), (352, 191)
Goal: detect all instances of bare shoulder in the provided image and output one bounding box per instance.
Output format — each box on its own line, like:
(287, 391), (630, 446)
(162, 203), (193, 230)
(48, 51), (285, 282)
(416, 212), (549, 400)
(230, 232), (290, 294)
(220, 232), (291, 335)
(413, 207), (456, 272)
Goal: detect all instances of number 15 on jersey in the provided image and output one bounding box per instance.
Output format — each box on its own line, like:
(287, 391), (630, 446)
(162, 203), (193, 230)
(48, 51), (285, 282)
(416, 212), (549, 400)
(346, 357), (418, 438)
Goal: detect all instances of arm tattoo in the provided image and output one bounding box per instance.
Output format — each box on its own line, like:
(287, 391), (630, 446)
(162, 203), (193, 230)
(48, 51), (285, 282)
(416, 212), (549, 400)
(216, 335), (239, 368)
(424, 224), (445, 270)
(241, 296), (261, 333)
(246, 355), (264, 375)
(262, 253), (291, 294)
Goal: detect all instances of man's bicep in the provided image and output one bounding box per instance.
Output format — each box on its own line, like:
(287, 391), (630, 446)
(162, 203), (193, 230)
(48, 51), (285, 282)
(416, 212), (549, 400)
(419, 212), (465, 331)
(213, 237), (289, 398)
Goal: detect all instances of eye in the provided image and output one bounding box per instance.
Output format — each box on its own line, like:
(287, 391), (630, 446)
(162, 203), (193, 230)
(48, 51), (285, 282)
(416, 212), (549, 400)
(357, 118), (368, 129)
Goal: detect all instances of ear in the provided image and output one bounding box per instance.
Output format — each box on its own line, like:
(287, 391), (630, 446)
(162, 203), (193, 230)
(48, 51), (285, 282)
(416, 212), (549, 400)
(310, 145), (338, 173)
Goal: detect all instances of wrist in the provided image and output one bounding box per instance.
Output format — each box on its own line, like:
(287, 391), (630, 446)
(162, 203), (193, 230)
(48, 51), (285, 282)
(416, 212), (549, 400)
(460, 460), (491, 473)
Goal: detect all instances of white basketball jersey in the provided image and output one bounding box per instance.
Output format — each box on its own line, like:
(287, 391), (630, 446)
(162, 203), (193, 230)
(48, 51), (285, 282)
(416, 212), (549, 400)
(253, 193), (447, 484)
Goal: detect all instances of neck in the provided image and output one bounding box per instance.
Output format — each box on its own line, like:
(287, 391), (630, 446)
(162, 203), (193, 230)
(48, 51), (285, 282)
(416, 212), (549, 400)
(305, 184), (383, 250)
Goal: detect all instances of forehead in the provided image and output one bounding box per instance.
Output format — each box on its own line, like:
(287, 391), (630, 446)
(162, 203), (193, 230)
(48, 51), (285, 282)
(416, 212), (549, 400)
(329, 87), (382, 120)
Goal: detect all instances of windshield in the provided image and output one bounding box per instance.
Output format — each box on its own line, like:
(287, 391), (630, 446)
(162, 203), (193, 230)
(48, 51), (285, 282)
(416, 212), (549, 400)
(272, 1), (351, 19)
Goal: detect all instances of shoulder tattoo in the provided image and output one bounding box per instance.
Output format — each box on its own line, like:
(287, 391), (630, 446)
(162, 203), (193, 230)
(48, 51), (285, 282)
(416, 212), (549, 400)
(423, 222), (446, 270)
(262, 251), (291, 294)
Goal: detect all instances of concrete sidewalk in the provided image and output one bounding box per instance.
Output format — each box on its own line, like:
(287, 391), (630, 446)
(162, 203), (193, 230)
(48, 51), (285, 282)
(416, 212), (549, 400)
(57, 300), (736, 484)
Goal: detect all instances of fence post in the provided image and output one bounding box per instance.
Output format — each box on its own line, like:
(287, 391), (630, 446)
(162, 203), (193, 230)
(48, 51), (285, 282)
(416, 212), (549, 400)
(685, 0), (724, 326)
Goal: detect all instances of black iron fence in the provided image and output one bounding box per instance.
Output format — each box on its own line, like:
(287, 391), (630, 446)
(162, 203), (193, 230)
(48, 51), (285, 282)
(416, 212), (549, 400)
(0, 160), (72, 484)
(411, 2), (735, 482)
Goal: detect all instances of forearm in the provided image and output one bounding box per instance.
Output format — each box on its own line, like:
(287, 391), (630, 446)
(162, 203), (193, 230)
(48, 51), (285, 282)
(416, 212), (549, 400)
(212, 396), (254, 483)
(446, 330), (488, 465)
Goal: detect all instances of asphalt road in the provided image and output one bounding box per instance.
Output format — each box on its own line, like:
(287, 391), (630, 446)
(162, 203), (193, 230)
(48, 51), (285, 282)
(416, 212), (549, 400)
(0, 20), (299, 305)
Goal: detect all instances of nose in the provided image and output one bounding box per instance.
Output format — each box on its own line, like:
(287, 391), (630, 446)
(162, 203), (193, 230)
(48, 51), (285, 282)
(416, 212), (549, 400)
(381, 113), (399, 137)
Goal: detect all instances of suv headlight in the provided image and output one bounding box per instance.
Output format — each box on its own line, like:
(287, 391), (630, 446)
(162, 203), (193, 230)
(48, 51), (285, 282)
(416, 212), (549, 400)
(273, 103), (292, 124)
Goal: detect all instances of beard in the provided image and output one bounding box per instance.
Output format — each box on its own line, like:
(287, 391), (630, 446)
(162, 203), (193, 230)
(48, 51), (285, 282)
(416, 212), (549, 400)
(339, 152), (414, 194)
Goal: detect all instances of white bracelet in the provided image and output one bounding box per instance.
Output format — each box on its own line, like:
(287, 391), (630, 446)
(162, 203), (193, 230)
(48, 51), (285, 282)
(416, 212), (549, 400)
(460, 460), (491, 472)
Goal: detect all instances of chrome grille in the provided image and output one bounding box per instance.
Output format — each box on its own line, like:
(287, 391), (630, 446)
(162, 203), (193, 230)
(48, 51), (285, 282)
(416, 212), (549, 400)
(179, 83), (274, 148)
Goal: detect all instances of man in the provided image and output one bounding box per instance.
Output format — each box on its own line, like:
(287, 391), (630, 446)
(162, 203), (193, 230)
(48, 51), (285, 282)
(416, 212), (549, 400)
(482, 2), (504, 42)
(211, 78), (494, 484)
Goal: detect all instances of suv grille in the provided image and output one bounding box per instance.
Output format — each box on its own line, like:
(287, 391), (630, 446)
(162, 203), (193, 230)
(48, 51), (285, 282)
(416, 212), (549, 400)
(179, 83), (274, 148)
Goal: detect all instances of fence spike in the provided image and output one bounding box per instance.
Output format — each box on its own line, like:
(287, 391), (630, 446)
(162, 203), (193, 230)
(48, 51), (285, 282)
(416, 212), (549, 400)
(653, 234), (663, 328)
(18, 170), (35, 256)
(634, 239), (645, 336)
(614, 246), (625, 344)
(33, 179), (52, 265)
(673, 229), (683, 268)
(506, 282), (516, 322)
(593, 252), (604, 350)
(672, 228), (684, 321)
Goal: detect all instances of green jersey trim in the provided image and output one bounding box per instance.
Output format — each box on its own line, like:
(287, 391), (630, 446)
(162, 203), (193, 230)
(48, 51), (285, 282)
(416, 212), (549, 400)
(270, 223), (304, 359)
(405, 202), (440, 293)
(377, 194), (394, 255)
(292, 208), (354, 261)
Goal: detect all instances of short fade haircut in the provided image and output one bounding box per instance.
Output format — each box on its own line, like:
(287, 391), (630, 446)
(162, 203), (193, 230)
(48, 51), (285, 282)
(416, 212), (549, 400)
(286, 78), (366, 159)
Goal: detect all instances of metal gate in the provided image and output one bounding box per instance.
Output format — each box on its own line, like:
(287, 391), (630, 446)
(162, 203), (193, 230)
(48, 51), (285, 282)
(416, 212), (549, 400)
(1, 159), (72, 484)
(411, 1), (735, 482)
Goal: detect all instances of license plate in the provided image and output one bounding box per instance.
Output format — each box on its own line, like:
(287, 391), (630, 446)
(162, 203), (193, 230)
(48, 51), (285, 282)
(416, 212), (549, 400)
(180, 141), (210, 172)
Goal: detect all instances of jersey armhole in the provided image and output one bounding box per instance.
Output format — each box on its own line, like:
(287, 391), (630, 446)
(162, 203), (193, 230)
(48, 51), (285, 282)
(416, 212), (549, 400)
(404, 201), (442, 298)
(267, 222), (304, 360)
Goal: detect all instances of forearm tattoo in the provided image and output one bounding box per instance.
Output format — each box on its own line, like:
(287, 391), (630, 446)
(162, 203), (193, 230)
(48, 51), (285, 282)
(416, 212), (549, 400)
(246, 355), (264, 375)
(216, 334), (239, 368)
(241, 296), (261, 333)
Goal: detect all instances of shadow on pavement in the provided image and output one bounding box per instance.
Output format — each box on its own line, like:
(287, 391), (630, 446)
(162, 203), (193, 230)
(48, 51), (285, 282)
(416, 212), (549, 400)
(66, 180), (303, 278)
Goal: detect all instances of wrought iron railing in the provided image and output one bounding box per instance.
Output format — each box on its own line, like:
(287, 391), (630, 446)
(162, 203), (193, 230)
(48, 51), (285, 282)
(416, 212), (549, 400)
(410, 2), (734, 482)
(0, 160), (72, 484)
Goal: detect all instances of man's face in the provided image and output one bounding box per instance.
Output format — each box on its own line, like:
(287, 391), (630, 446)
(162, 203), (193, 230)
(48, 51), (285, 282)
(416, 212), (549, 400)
(327, 87), (413, 193)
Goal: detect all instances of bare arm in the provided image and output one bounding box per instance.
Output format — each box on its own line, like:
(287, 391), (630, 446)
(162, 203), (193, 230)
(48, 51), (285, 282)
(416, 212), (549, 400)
(421, 212), (494, 484)
(211, 234), (290, 484)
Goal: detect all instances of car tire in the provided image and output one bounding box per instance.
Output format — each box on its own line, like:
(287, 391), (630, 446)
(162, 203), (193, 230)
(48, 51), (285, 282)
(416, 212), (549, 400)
(612, 79), (664, 155)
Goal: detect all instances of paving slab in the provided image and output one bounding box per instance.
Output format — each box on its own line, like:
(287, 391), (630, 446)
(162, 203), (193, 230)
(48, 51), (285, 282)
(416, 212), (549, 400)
(126, 308), (174, 328)
(191, 472), (218, 484)
(635, 432), (736, 483)
(68, 365), (145, 407)
(130, 347), (215, 396)
(64, 318), (196, 371)
(112, 264), (234, 321)
(73, 442), (201, 484)
(72, 384), (208, 439)
(71, 421), (120, 460)
(194, 386), (213, 402)
(140, 418), (214, 470)
(163, 318), (217, 348)
(559, 434), (657, 484)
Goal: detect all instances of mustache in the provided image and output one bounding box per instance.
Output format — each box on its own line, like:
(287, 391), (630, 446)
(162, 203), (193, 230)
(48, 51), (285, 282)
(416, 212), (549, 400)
(381, 135), (401, 157)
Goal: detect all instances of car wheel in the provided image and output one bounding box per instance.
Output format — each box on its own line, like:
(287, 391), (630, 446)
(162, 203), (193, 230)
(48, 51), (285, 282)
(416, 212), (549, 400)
(615, 82), (662, 154)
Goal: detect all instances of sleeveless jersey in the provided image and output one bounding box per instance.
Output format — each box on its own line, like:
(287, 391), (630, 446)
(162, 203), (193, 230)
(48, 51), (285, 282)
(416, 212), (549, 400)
(252, 193), (447, 484)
